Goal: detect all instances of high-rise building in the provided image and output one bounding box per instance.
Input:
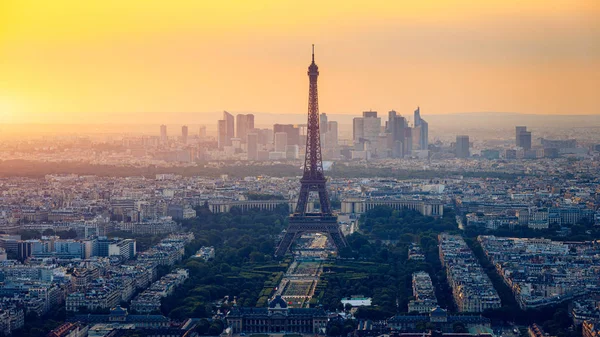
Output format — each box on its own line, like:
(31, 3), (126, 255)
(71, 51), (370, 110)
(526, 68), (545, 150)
(217, 111), (235, 148)
(352, 117), (364, 143)
(247, 133), (258, 161)
(362, 111), (381, 143)
(414, 107), (429, 150)
(456, 135), (470, 158)
(319, 113), (328, 148)
(273, 124), (300, 146)
(217, 120), (227, 149)
(198, 125), (207, 138)
(224, 111), (235, 144)
(516, 126), (527, 147)
(160, 125), (167, 144)
(326, 121), (338, 148)
(404, 127), (412, 156)
(257, 128), (273, 146)
(518, 131), (532, 151)
(387, 113), (406, 158)
(181, 125), (188, 144)
(515, 126), (532, 151)
(236, 114), (254, 142)
(274, 132), (288, 152)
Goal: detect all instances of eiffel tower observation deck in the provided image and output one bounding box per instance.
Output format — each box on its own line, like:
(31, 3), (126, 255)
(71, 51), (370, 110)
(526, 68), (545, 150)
(274, 46), (348, 257)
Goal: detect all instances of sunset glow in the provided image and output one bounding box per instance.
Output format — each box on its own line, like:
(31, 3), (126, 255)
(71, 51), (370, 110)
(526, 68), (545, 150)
(1, 0), (599, 123)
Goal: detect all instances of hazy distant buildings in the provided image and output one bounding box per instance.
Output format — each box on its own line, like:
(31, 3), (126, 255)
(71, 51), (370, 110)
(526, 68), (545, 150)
(217, 120), (227, 149)
(352, 118), (364, 143)
(246, 133), (258, 161)
(515, 126), (527, 146)
(516, 126), (531, 151)
(273, 124), (300, 146)
(414, 107), (429, 150)
(274, 132), (288, 152)
(181, 125), (188, 144)
(223, 111), (234, 145)
(455, 135), (470, 158)
(160, 125), (167, 144)
(217, 111), (235, 149)
(198, 125), (207, 138)
(361, 111), (381, 143)
(319, 113), (339, 158)
(236, 114), (254, 143)
(387, 110), (406, 158)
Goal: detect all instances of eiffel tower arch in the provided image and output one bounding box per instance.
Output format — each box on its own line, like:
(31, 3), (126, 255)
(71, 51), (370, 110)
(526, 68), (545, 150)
(275, 46), (348, 257)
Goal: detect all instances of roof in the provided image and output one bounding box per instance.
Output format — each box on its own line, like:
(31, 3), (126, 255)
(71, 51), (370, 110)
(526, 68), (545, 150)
(269, 295), (287, 309)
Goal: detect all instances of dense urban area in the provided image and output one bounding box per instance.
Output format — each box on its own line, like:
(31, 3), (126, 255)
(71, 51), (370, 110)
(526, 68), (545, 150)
(0, 106), (599, 337)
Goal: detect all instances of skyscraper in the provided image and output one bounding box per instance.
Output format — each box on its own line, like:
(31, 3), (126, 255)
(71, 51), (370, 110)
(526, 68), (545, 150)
(198, 125), (207, 138)
(456, 135), (470, 158)
(160, 124), (167, 144)
(518, 131), (532, 151)
(326, 121), (338, 148)
(217, 120), (227, 149)
(319, 113), (328, 149)
(352, 117), (364, 144)
(273, 124), (300, 146)
(414, 107), (428, 150)
(361, 111), (381, 143)
(247, 133), (258, 161)
(236, 114), (254, 142)
(274, 132), (288, 152)
(223, 111), (234, 145)
(516, 126), (527, 147)
(181, 125), (188, 144)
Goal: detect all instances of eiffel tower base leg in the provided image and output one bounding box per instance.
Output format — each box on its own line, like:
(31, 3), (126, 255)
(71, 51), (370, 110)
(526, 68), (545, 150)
(275, 215), (348, 256)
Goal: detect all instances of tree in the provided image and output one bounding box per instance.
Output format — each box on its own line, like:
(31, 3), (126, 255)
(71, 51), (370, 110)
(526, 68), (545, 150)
(327, 325), (341, 336)
(453, 322), (467, 333)
(344, 303), (352, 312)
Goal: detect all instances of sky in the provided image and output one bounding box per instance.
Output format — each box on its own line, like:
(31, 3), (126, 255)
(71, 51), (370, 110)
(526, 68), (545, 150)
(1, 0), (599, 124)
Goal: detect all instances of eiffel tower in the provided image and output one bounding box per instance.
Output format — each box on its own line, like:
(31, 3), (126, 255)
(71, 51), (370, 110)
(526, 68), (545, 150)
(274, 46), (348, 256)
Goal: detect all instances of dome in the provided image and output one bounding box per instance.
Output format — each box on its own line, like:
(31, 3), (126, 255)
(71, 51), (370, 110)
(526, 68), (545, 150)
(269, 295), (288, 309)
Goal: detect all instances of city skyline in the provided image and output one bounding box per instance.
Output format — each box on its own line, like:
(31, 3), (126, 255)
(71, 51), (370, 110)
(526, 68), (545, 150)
(1, 0), (599, 124)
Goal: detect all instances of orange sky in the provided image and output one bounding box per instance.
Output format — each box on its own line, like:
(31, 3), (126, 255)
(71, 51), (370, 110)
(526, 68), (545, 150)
(1, 0), (599, 124)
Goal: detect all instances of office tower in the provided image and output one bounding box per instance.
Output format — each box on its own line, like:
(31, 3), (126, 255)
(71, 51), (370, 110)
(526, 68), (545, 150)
(223, 111), (234, 145)
(247, 133), (258, 160)
(456, 135), (470, 158)
(363, 110), (378, 118)
(217, 120), (227, 149)
(518, 131), (532, 151)
(257, 128), (273, 145)
(404, 127), (412, 156)
(273, 124), (300, 146)
(516, 126), (527, 147)
(198, 125), (207, 138)
(236, 114), (254, 142)
(274, 132), (288, 152)
(160, 124), (167, 144)
(320, 113), (328, 148)
(362, 111), (381, 143)
(327, 121), (338, 148)
(353, 117), (364, 143)
(181, 125), (188, 144)
(414, 107), (428, 150)
(387, 110), (397, 133)
(388, 114), (406, 158)
(247, 114), (255, 131)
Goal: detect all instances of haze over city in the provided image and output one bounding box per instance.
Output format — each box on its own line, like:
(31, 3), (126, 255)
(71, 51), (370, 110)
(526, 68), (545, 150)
(1, 0), (599, 126)
(2, 2), (600, 337)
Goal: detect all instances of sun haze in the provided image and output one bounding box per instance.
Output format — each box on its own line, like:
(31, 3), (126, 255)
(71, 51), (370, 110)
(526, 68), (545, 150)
(1, 0), (599, 124)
